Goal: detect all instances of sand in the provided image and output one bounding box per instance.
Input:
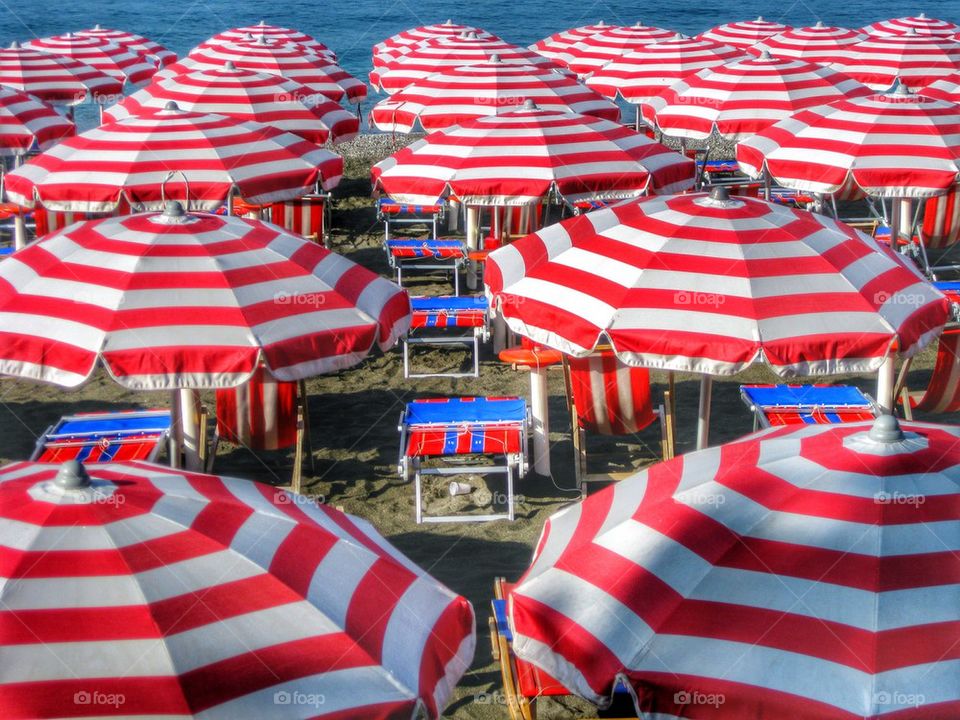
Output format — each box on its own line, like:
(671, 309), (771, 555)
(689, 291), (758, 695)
(0, 141), (950, 719)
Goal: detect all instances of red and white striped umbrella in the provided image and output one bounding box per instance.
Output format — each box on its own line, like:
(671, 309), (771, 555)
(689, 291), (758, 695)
(0, 86), (74, 156)
(204, 21), (335, 59)
(641, 53), (870, 140)
(373, 21), (496, 67)
(737, 85), (960, 198)
(372, 102), (695, 206)
(4, 104), (343, 213)
(751, 22), (867, 64)
(484, 189), (946, 375)
(371, 32), (564, 94)
(700, 16), (791, 49)
(75, 25), (178, 67)
(0, 459), (472, 718)
(104, 63), (359, 144)
(25, 33), (157, 85)
(0, 205), (410, 388)
(864, 13), (960, 37)
(586, 34), (745, 104)
(529, 21), (612, 66)
(833, 30), (960, 91)
(509, 415), (960, 718)
(0, 41), (122, 105)
(164, 38), (366, 103)
(921, 70), (960, 101)
(370, 57), (619, 133)
(560, 23), (675, 75)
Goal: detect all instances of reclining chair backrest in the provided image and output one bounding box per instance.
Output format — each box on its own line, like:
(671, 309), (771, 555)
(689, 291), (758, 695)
(922, 189), (960, 251)
(270, 195), (326, 243)
(215, 366), (300, 451)
(913, 327), (960, 414)
(567, 351), (656, 435)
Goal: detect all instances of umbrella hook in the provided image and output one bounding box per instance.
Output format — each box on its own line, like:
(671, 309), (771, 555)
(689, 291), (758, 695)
(160, 170), (192, 213)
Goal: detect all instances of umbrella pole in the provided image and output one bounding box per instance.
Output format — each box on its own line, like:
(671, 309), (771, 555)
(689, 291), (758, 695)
(169, 390), (182, 468)
(529, 364), (551, 476)
(13, 213), (25, 250)
(763, 169), (771, 202)
(877, 356), (896, 414)
(171, 389), (204, 470)
(889, 198), (901, 247)
(466, 205), (479, 291)
(696, 375), (713, 450)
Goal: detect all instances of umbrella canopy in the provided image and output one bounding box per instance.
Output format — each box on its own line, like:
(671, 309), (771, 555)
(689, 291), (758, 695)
(25, 33), (157, 85)
(529, 21), (612, 65)
(640, 52), (870, 141)
(737, 84), (960, 198)
(4, 104), (343, 213)
(372, 33), (564, 95)
(559, 23), (675, 75)
(164, 38), (365, 104)
(586, 34), (745, 104)
(75, 25), (178, 67)
(0, 41), (122, 105)
(921, 71), (960, 101)
(864, 13), (960, 37)
(509, 415), (960, 718)
(204, 20), (335, 58)
(371, 102), (695, 206)
(0, 203), (410, 389)
(0, 459), (473, 718)
(0, 86), (74, 156)
(104, 63), (359, 144)
(751, 22), (867, 64)
(369, 57), (619, 133)
(373, 21), (496, 67)
(833, 30), (960, 91)
(700, 16), (790, 49)
(484, 188), (947, 376)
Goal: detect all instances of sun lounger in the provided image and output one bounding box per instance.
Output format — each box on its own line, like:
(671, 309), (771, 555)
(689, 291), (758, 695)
(385, 238), (468, 294)
(378, 197), (445, 240)
(564, 351), (673, 492)
(398, 396), (529, 523)
(490, 577), (636, 720)
(402, 295), (490, 378)
(897, 322), (960, 417)
(740, 384), (878, 429)
(31, 409), (171, 463)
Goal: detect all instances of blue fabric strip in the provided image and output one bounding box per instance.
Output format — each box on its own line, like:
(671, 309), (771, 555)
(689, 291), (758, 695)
(742, 385), (870, 408)
(412, 295), (488, 311)
(407, 397), (526, 425)
(54, 413), (171, 437)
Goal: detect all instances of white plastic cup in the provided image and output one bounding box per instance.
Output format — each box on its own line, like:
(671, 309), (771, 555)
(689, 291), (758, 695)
(449, 481), (472, 496)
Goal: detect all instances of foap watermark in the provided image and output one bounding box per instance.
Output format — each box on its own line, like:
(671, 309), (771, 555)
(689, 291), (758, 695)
(678, 491), (725, 508)
(474, 95), (525, 108)
(674, 690), (725, 708)
(274, 291), (326, 308)
(874, 491), (926, 507)
(89, 491), (126, 507)
(874, 291), (930, 308)
(273, 690), (326, 708)
(474, 690), (509, 705)
(274, 489), (326, 506)
(674, 291), (726, 308)
(74, 691), (125, 708)
(874, 690), (925, 708)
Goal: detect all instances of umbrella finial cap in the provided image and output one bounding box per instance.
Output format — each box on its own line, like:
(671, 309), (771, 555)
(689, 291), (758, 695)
(56, 460), (91, 489)
(444, 19), (453, 25)
(490, 53), (501, 63)
(918, 12), (927, 19)
(868, 414), (905, 443)
(224, 61), (236, 70)
(710, 186), (730, 202)
(93, 24), (103, 30)
(758, 49), (773, 60)
(814, 20), (825, 29)
(9, 41), (19, 49)
(163, 200), (186, 218)
(163, 100), (181, 112)
(756, 15), (765, 21)
(522, 99), (538, 110)
(886, 77), (912, 96)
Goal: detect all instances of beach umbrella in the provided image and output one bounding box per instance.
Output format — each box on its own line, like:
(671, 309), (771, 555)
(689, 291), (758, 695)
(0, 41), (122, 106)
(25, 33), (157, 85)
(484, 187), (947, 444)
(75, 24), (178, 67)
(529, 21), (612, 66)
(372, 101), (695, 206)
(751, 22), (867, 64)
(864, 13), (960, 37)
(4, 103), (343, 213)
(508, 415), (960, 718)
(204, 20), (335, 59)
(373, 20), (496, 67)
(0, 85), (74, 156)
(921, 70), (960, 101)
(700, 16), (790, 49)
(371, 32), (565, 94)
(0, 202), (411, 465)
(737, 83), (960, 261)
(163, 38), (366, 104)
(833, 30), (960, 91)
(369, 57), (619, 133)
(640, 53), (870, 143)
(104, 63), (359, 144)
(0, 458), (472, 719)
(559, 23), (675, 76)
(585, 34), (744, 106)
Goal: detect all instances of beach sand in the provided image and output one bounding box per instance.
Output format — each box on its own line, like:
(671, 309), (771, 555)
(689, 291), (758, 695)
(0, 140), (950, 719)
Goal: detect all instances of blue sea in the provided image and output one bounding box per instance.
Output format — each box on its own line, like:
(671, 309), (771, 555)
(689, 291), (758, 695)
(2, 0), (958, 128)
